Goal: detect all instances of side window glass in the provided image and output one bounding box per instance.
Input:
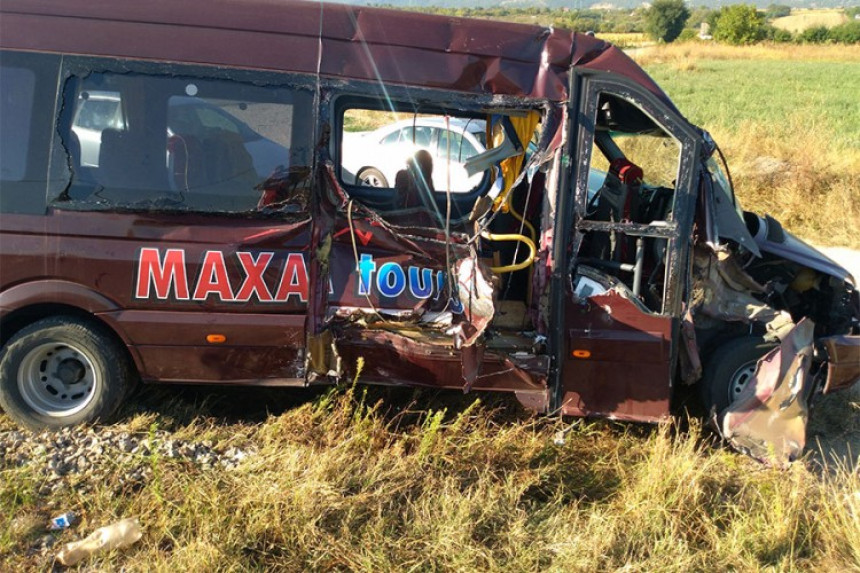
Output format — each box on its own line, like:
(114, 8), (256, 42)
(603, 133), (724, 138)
(380, 129), (400, 146)
(460, 137), (478, 159)
(437, 129), (479, 163)
(0, 51), (59, 214)
(183, 103), (241, 135)
(52, 68), (313, 217)
(0, 66), (35, 182)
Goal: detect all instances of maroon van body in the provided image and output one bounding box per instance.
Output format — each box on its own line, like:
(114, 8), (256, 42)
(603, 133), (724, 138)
(1, 0), (857, 462)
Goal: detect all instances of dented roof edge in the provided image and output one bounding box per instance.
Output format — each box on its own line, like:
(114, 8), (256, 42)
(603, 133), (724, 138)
(0, 0), (679, 110)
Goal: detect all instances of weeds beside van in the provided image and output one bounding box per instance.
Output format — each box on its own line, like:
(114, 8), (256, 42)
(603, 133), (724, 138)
(1, 0), (857, 463)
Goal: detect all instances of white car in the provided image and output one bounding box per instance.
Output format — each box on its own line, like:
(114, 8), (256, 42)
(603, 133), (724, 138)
(342, 117), (488, 193)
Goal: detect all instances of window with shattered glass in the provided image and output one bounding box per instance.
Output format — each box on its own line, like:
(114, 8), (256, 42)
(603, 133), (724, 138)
(52, 69), (313, 216)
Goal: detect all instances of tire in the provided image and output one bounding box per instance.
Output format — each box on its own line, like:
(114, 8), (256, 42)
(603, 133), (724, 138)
(356, 167), (389, 188)
(700, 336), (778, 414)
(0, 316), (134, 430)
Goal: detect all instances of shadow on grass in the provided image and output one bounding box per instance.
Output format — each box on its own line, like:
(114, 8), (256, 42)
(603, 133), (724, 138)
(805, 385), (860, 474)
(117, 382), (537, 430)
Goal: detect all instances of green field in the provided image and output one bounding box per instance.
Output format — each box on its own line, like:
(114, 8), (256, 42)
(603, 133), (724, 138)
(635, 45), (860, 247)
(647, 60), (860, 152)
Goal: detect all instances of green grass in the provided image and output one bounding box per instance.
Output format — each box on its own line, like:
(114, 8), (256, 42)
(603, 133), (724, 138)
(635, 46), (860, 247)
(647, 60), (860, 152)
(1, 385), (859, 571)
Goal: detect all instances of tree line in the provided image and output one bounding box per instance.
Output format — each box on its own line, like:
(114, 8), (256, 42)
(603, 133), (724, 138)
(371, 4), (860, 45)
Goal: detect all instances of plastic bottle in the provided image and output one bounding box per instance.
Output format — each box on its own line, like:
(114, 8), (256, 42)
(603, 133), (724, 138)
(56, 517), (142, 566)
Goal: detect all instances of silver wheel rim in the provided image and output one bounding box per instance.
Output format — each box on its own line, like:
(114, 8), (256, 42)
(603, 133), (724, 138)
(18, 342), (98, 417)
(360, 172), (385, 187)
(728, 361), (757, 404)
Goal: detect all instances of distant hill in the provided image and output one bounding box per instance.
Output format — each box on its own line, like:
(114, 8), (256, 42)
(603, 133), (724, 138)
(325, 1), (857, 11)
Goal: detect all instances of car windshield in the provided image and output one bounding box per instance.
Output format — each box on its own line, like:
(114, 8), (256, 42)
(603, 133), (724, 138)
(707, 153), (744, 221)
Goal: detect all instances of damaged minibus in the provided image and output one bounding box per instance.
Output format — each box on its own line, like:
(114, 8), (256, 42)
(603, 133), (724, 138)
(1, 0), (857, 463)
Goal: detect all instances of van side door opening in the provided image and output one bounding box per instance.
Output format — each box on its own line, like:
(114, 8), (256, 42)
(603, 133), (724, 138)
(559, 74), (701, 421)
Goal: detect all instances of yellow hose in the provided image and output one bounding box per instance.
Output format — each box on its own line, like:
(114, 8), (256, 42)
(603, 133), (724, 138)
(508, 204), (536, 244)
(481, 231), (536, 273)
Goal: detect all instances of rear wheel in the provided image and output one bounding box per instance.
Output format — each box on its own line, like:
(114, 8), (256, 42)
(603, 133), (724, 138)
(700, 337), (778, 414)
(356, 167), (388, 188)
(0, 316), (134, 430)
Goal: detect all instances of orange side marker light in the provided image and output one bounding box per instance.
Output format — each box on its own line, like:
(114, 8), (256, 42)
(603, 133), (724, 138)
(571, 349), (591, 359)
(206, 334), (227, 344)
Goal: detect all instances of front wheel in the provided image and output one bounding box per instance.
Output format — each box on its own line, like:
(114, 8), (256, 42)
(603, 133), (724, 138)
(699, 337), (778, 414)
(0, 316), (134, 430)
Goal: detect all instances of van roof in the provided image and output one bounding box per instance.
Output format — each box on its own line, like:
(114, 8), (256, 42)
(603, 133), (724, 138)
(0, 0), (673, 106)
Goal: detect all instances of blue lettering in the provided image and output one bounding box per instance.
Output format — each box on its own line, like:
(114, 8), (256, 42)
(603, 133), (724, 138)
(435, 270), (446, 301)
(357, 253), (376, 296)
(408, 267), (434, 299)
(377, 262), (407, 298)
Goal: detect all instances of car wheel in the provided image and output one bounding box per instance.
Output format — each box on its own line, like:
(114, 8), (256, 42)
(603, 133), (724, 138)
(700, 337), (778, 414)
(357, 167), (389, 188)
(0, 316), (135, 430)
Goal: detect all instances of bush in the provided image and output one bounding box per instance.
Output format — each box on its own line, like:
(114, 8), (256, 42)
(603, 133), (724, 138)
(713, 4), (766, 45)
(798, 26), (831, 44)
(645, 0), (690, 43)
(764, 4), (791, 20)
(829, 21), (860, 44)
(678, 28), (699, 42)
(764, 24), (793, 43)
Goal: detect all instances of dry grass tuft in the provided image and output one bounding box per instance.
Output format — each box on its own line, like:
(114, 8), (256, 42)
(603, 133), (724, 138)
(2, 386), (859, 571)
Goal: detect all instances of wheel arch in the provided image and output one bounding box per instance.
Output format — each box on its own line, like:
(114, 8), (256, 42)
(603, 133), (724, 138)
(1, 281), (142, 375)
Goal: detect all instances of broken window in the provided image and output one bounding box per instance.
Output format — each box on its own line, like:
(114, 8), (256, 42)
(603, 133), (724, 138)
(576, 93), (683, 312)
(339, 107), (490, 196)
(52, 67), (314, 216)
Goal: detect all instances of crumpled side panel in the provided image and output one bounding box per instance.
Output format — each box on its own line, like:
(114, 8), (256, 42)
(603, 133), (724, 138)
(721, 318), (815, 466)
(306, 161), (535, 393)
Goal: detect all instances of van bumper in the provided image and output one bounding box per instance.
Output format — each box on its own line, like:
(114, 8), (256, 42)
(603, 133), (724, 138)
(819, 334), (860, 394)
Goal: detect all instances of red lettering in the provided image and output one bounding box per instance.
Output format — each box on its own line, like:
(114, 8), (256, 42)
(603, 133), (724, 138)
(135, 248), (189, 300)
(235, 252), (274, 302)
(274, 253), (308, 302)
(192, 251), (234, 301)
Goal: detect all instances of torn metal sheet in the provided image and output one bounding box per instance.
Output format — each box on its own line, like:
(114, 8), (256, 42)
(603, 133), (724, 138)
(305, 330), (341, 382)
(309, 158), (519, 391)
(691, 246), (795, 340)
(453, 256), (495, 347)
(720, 318), (815, 466)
